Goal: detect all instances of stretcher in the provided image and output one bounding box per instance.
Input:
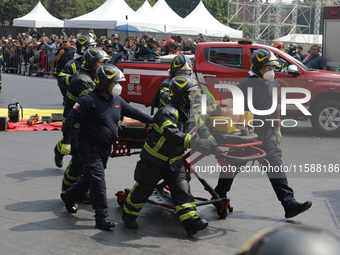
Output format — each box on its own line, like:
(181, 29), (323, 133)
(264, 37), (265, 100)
(113, 125), (266, 219)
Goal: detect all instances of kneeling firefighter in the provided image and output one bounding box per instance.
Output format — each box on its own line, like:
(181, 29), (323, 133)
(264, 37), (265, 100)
(122, 75), (222, 235)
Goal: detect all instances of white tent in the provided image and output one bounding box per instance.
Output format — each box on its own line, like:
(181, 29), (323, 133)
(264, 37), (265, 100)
(64, 0), (164, 33)
(13, 1), (64, 28)
(181, 1), (243, 38)
(139, 0), (197, 34)
(136, 0), (152, 15)
(276, 33), (322, 45)
(64, 0), (136, 29)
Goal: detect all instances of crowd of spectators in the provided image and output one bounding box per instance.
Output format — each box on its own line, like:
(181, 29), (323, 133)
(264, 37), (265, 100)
(0, 28), (327, 77)
(0, 29), (220, 77)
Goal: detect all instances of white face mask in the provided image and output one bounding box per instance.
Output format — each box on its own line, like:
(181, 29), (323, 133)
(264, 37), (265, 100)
(263, 70), (275, 81)
(111, 83), (122, 96)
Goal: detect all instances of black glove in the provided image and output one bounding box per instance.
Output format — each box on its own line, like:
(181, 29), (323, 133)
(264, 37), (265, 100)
(214, 146), (224, 157)
(190, 137), (218, 153)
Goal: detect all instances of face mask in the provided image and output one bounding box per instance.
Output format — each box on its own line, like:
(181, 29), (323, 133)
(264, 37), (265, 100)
(263, 70), (275, 81)
(111, 83), (122, 96)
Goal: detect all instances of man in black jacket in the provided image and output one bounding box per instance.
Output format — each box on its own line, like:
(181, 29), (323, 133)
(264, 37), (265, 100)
(55, 48), (109, 196)
(60, 64), (152, 230)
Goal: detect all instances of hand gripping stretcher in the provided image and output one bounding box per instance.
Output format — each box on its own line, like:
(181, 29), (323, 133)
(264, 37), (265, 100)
(113, 125), (266, 219)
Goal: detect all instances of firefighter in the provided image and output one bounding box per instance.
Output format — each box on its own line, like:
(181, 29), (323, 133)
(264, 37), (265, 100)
(57, 34), (96, 104)
(168, 43), (179, 55)
(287, 43), (302, 61)
(214, 48), (312, 218)
(122, 75), (221, 235)
(60, 64), (152, 230)
(223, 35), (231, 42)
(271, 41), (285, 51)
(56, 48), (109, 197)
(54, 35), (97, 172)
(159, 54), (193, 107)
(238, 225), (340, 255)
(138, 37), (156, 59)
(161, 38), (175, 55)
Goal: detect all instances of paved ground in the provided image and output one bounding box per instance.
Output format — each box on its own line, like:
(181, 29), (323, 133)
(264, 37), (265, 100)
(1, 73), (340, 255)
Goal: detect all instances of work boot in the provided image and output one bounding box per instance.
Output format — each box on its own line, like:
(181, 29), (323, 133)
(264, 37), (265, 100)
(185, 218), (208, 235)
(79, 191), (91, 204)
(285, 201), (312, 218)
(122, 214), (138, 229)
(95, 219), (115, 231)
(54, 146), (63, 168)
(60, 192), (78, 213)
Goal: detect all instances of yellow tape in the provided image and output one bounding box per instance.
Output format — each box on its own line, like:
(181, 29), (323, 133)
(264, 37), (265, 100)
(0, 108), (63, 120)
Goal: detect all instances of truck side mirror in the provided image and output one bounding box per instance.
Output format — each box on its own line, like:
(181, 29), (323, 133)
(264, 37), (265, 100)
(288, 65), (301, 75)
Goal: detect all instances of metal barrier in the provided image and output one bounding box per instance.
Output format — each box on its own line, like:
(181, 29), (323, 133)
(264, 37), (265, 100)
(2, 44), (61, 77)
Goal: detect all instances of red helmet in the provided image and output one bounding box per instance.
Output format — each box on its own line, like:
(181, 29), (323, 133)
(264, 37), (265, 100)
(165, 39), (175, 46)
(272, 41), (285, 51)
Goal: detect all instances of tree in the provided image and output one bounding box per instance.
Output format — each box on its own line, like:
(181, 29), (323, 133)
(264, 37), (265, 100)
(0, 0), (36, 25)
(125, 0), (156, 11)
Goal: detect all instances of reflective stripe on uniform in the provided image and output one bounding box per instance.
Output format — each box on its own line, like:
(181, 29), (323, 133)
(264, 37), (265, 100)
(123, 205), (139, 216)
(143, 143), (169, 161)
(195, 114), (204, 130)
(179, 211), (200, 222)
(175, 202), (197, 211)
(67, 91), (79, 101)
(126, 195), (145, 209)
(153, 120), (176, 134)
(153, 136), (166, 152)
(207, 135), (215, 141)
(184, 134), (191, 148)
(79, 88), (92, 97)
(71, 62), (77, 74)
(169, 154), (184, 164)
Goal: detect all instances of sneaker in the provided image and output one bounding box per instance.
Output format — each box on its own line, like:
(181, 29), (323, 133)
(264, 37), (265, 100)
(122, 214), (138, 229)
(285, 201), (312, 218)
(185, 218), (208, 236)
(60, 192), (78, 213)
(54, 146), (63, 168)
(95, 219), (115, 231)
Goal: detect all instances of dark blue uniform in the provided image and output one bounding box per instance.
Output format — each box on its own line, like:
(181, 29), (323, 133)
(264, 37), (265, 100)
(55, 47), (76, 73)
(123, 102), (215, 230)
(304, 54), (327, 70)
(139, 43), (156, 59)
(112, 42), (127, 56)
(57, 68), (96, 191)
(0, 44), (3, 92)
(57, 57), (83, 101)
(214, 75), (298, 211)
(62, 89), (152, 224)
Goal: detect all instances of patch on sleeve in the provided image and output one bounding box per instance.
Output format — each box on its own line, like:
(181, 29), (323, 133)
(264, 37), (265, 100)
(73, 102), (80, 110)
(114, 105), (120, 108)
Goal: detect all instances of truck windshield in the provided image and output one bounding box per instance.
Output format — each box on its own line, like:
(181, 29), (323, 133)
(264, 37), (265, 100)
(278, 50), (311, 71)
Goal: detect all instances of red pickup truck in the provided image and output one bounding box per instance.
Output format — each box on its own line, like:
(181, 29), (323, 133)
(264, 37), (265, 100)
(117, 40), (340, 136)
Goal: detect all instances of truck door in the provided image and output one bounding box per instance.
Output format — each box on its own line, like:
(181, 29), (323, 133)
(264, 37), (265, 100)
(323, 6), (340, 71)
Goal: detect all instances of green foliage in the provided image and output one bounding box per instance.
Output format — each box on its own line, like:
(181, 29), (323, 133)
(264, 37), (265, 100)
(0, 0), (36, 25)
(125, 0), (156, 11)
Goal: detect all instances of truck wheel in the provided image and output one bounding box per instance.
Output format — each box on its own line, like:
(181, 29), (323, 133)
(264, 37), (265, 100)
(311, 100), (340, 136)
